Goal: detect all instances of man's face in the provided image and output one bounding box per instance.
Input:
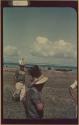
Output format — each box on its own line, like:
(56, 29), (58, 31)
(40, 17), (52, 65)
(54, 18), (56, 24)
(20, 66), (24, 71)
(35, 84), (44, 91)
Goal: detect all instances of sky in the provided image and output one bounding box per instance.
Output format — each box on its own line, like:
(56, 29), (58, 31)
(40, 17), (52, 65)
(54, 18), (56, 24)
(3, 7), (77, 66)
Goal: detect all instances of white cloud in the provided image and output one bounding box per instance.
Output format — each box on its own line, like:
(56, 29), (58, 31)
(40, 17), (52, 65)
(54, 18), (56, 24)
(4, 45), (19, 56)
(4, 45), (28, 63)
(31, 36), (77, 58)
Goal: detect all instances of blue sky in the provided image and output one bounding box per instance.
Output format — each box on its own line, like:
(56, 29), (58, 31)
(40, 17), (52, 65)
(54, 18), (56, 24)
(3, 7), (77, 66)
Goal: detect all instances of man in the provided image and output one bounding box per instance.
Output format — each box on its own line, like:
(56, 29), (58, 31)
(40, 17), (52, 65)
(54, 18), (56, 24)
(22, 65), (48, 119)
(12, 59), (26, 101)
(69, 80), (77, 118)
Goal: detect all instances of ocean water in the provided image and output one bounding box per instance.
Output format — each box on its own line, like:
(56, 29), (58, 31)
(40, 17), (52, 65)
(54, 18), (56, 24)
(3, 63), (77, 72)
(3, 63), (18, 68)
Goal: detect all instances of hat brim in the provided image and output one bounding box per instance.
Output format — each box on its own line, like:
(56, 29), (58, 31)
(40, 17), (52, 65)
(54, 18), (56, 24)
(19, 64), (25, 66)
(35, 75), (48, 85)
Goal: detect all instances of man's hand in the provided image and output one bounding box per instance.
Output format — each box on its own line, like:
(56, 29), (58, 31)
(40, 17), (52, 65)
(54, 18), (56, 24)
(36, 102), (44, 112)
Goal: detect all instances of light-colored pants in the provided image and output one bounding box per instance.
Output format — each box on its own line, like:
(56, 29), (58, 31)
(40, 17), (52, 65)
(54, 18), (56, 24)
(13, 82), (26, 101)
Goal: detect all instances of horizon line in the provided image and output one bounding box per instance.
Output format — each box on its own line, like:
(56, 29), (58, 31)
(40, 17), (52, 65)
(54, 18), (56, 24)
(3, 62), (77, 67)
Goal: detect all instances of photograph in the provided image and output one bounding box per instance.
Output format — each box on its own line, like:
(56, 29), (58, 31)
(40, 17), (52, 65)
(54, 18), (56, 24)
(1, 0), (78, 124)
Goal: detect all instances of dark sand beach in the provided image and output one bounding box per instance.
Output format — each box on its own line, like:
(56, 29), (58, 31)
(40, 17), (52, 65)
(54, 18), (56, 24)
(3, 68), (77, 119)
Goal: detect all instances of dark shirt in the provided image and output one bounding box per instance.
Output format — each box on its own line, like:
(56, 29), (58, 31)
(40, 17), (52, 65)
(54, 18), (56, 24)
(15, 70), (25, 83)
(23, 86), (43, 119)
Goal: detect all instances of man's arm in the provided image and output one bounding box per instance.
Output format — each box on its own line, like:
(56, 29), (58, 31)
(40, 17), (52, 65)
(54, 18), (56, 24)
(14, 70), (18, 83)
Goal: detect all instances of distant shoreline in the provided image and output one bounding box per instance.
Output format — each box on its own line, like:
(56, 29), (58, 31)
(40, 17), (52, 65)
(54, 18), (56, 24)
(3, 66), (77, 73)
(3, 67), (17, 72)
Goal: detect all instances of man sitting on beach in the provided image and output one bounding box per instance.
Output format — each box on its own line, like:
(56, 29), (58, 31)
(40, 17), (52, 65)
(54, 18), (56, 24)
(22, 65), (48, 119)
(12, 59), (26, 101)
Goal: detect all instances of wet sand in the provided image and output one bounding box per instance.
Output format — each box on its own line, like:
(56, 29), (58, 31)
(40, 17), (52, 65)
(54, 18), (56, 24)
(3, 68), (77, 119)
